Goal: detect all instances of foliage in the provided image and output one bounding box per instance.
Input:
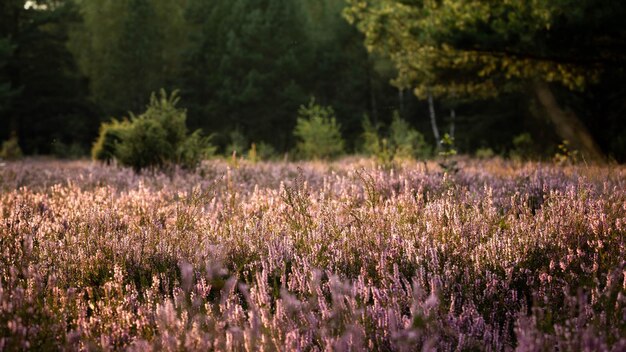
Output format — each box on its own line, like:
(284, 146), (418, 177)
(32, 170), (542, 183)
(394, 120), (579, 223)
(360, 115), (383, 157)
(361, 115), (393, 167)
(344, 0), (626, 98)
(176, 130), (216, 168)
(92, 90), (214, 170)
(361, 113), (430, 165)
(1, 0), (412, 159)
(182, 0), (312, 151)
(226, 129), (248, 157)
(247, 142), (259, 163)
(294, 99), (345, 159)
(2, 0), (625, 161)
(92, 119), (132, 163)
(344, 0), (626, 161)
(438, 133), (458, 173)
(388, 112), (430, 159)
(0, 0), (98, 153)
(245, 141), (277, 163)
(181, 0), (397, 152)
(475, 147), (495, 159)
(553, 140), (580, 165)
(51, 140), (86, 159)
(69, 0), (187, 115)
(256, 141), (277, 161)
(299, 0), (394, 148)
(0, 133), (22, 160)
(510, 133), (538, 161)
(115, 117), (171, 170)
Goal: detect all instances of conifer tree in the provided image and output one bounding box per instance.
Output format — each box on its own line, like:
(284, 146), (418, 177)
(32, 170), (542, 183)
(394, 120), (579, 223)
(345, 0), (626, 161)
(70, 0), (187, 115)
(182, 0), (311, 150)
(0, 0), (96, 153)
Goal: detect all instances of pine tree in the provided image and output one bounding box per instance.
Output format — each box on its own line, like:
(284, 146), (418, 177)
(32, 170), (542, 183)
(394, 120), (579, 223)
(70, 0), (187, 115)
(182, 0), (312, 151)
(0, 0), (97, 154)
(345, 0), (626, 161)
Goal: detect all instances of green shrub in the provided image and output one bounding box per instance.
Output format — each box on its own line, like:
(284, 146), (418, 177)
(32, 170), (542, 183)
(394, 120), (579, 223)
(510, 133), (537, 161)
(52, 140), (87, 159)
(91, 89), (214, 170)
(475, 147), (495, 159)
(388, 112), (430, 159)
(226, 129), (248, 157)
(247, 143), (259, 163)
(176, 130), (216, 169)
(361, 115), (392, 166)
(294, 98), (344, 160)
(246, 142), (277, 162)
(256, 141), (277, 161)
(92, 119), (131, 163)
(361, 115), (383, 155)
(115, 117), (171, 171)
(142, 90), (187, 147)
(0, 133), (23, 160)
(553, 140), (579, 165)
(360, 112), (430, 165)
(438, 133), (458, 173)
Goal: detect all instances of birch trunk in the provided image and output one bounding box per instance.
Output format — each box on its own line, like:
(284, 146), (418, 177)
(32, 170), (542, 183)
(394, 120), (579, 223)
(398, 89), (404, 117)
(427, 92), (441, 149)
(449, 108), (456, 139)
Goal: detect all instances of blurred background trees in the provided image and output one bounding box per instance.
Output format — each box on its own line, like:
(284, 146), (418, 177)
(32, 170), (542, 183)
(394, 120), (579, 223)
(344, 0), (626, 162)
(1, 0), (625, 162)
(0, 0), (97, 155)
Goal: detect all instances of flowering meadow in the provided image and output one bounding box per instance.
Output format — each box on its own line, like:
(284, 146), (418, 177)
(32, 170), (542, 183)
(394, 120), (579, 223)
(0, 159), (625, 351)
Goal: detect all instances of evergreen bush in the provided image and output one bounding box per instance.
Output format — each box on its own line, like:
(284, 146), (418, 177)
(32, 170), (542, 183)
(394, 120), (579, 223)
(52, 140), (87, 159)
(176, 130), (216, 169)
(0, 133), (23, 160)
(226, 129), (248, 157)
(475, 147), (495, 159)
(388, 113), (430, 159)
(360, 112), (430, 164)
(256, 141), (277, 161)
(361, 115), (383, 156)
(92, 119), (132, 163)
(293, 98), (344, 160)
(91, 90), (214, 170)
(510, 133), (537, 161)
(115, 117), (171, 171)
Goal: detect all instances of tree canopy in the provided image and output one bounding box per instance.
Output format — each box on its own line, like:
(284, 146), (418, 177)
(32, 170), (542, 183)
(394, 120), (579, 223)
(69, 0), (188, 115)
(1, 0), (625, 161)
(344, 0), (626, 98)
(344, 0), (626, 161)
(0, 0), (97, 154)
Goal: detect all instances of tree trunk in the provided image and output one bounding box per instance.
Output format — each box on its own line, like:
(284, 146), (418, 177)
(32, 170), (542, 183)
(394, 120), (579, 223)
(427, 92), (441, 150)
(398, 88), (404, 117)
(7, 1), (21, 135)
(449, 108), (456, 139)
(367, 59), (379, 124)
(534, 81), (605, 163)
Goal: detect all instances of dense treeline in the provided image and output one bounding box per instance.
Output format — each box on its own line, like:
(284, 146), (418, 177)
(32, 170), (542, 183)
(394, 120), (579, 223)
(1, 0), (625, 161)
(0, 0), (97, 156)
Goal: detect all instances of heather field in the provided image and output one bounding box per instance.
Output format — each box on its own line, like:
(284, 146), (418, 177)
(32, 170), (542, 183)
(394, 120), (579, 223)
(0, 159), (625, 351)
